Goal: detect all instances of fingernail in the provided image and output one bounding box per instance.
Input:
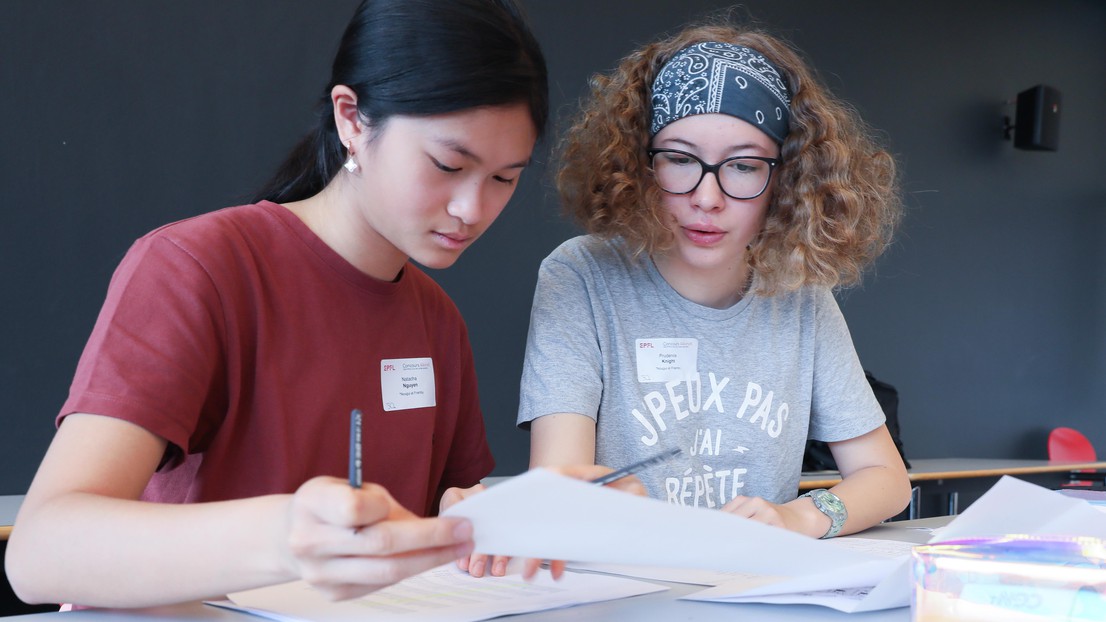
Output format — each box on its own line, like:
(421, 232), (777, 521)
(493, 559), (506, 576)
(472, 558), (485, 577)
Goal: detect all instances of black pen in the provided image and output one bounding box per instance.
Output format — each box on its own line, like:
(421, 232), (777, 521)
(590, 447), (683, 486)
(349, 408), (362, 488)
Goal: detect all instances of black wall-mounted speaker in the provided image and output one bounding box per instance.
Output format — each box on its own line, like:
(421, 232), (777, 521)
(1014, 85), (1061, 151)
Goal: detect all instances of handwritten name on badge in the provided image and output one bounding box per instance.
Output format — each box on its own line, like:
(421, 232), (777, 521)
(380, 357), (436, 411)
(636, 338), (698, 383)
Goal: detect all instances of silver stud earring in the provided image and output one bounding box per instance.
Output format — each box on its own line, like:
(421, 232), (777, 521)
(343, 140), (359, 173)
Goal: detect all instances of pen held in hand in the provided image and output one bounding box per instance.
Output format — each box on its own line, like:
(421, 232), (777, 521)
(349, 408), (362, 489)
(589, 447), (683, 486)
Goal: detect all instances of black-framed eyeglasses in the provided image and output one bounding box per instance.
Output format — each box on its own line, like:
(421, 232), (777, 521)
(647, 148), (781, 200)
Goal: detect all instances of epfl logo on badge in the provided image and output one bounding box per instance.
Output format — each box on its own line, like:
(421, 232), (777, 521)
(636, 338), (698, 383)
(380, 357), (436, 411)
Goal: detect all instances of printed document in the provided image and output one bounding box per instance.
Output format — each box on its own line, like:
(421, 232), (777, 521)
(210, 563), (665, 622)
(444, 469), (1106, 612)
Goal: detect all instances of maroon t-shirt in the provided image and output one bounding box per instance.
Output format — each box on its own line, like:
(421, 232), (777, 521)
(60, 201), (494, 516)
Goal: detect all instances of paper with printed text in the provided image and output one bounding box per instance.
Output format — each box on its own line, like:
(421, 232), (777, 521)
(212, 562), (665, 622)
(446, 470), (1106, 612)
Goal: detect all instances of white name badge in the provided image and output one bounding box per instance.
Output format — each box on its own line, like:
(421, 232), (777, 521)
(635, 338), (698, 383)
(380, 357), (437, 411)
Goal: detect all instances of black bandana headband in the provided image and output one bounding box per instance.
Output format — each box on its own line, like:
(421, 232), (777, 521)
(650, 42), (791, 144)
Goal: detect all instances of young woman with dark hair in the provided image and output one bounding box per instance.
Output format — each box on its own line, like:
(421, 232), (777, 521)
(8, 0), (549, 608)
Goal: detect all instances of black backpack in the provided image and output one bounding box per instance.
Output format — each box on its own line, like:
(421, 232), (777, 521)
(801, 371), (911, 471)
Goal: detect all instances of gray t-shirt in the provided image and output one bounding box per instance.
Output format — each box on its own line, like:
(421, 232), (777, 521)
(518, 235), (884, 506)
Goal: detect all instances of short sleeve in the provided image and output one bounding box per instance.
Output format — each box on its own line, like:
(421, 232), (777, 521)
(59, 234), (227, 454)
(808, 288), (885, 442)
(517, 254), (605, 428)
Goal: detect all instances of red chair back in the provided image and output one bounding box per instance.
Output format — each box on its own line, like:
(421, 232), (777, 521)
(1048, 427), (1097, 462)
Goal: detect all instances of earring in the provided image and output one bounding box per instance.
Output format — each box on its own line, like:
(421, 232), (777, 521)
(343, 140), (359, 173)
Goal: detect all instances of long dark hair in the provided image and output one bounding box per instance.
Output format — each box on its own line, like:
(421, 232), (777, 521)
(254, 0), (548, 204)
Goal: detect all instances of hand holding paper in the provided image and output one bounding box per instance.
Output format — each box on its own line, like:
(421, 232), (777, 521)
(444, 470), (1106, 614)
(442, 468), (877, 575)
(449, 464), (648, 580)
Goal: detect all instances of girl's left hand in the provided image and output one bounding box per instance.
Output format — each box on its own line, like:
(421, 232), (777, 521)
(439, 484), (514, 578)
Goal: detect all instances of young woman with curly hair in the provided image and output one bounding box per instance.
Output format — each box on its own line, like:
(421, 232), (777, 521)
(516, 22), (912, 541)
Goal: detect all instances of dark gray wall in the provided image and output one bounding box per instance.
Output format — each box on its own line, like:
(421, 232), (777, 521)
(2, 1), (1103, 494)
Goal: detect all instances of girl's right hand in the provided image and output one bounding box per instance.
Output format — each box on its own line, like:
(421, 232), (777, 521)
(284, 476), (476, 600)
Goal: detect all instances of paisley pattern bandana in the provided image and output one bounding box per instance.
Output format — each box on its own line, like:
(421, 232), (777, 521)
(650, 41), (791, 143)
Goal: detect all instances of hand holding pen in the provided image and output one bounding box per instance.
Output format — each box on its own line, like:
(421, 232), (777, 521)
(274, 409), (476, 601)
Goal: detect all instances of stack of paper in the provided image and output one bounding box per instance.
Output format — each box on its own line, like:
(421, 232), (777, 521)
(1058, 488), (1106, 513)
(215, 470), (1106, 620)
(443, 469), (1106, 612)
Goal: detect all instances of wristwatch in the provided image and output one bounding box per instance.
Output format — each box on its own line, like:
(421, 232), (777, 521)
(800, 488), (848, 538)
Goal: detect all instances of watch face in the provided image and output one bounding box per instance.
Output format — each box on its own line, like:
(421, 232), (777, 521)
(816, 490), (846, 514)
(807, 489), (846, 538)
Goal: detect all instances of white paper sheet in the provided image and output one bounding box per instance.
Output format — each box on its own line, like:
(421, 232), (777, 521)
(685, 557), (908, 613)
(443, 468), (881, 575)
(210, 563), (666, 622)
(447, 470), (1106, 613)
(565, 538), (915, 587)
(686, 475), (1106, 612)
(566, 562), (777, 587)
(933, 475), (1106, 541)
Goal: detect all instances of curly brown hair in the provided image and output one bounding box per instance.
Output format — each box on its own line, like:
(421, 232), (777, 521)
(556, 21), (902, 294)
